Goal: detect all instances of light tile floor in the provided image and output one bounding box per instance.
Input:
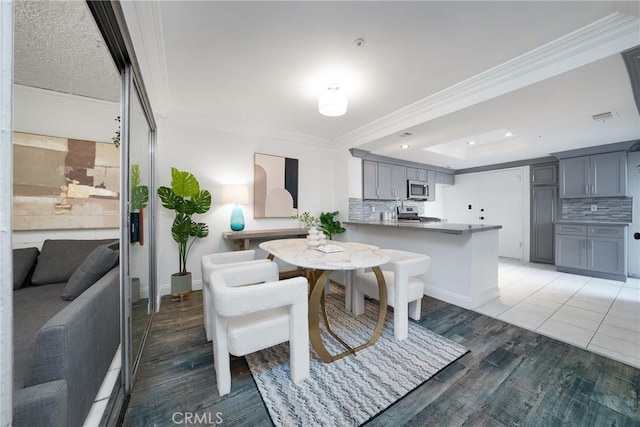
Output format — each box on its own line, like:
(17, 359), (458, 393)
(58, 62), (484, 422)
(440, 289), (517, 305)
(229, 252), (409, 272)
(476, 259), (640, 369)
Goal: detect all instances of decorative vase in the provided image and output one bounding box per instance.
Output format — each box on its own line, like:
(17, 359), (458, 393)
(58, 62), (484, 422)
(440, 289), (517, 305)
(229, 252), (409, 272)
(230, 204), (245, 231)
(307, 227), (320, 247)
(318, 231), (327, 245)
(171, 272), (192, 301)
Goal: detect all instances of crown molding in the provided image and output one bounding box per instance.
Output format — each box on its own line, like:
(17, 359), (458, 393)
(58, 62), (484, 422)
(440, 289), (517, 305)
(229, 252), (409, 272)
(334, 12), (640, 149)
(125, 1), (170, 116)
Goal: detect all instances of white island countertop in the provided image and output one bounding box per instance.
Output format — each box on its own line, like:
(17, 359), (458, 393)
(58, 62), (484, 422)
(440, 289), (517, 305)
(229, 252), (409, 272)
(344, 220), (502, 235)
(346, 220), (502, 309)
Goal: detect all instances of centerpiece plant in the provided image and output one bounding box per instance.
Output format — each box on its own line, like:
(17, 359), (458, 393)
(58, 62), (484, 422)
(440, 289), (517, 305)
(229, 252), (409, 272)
(158, 167), (211, 298)
(293, 211), (346, 240)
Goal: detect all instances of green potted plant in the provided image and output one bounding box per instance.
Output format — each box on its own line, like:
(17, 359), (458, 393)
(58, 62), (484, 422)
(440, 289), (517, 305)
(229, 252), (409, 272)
(319, 211), (346, 240)
(157, 167), (212, 299)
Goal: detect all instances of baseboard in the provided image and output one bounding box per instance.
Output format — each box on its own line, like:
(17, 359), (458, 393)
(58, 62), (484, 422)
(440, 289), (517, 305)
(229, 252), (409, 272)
(423, 285), (473, 310)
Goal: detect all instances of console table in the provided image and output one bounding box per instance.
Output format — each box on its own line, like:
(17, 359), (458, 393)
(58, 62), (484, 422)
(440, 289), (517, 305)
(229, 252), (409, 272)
(222, 228), (309, 251)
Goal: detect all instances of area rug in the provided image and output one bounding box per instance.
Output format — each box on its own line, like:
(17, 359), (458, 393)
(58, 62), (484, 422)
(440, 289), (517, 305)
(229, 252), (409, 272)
(245, 285), (469, 426)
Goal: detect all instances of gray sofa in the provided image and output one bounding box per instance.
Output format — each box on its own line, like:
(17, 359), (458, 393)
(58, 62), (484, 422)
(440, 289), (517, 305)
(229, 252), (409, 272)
(12, 239), (120, 427)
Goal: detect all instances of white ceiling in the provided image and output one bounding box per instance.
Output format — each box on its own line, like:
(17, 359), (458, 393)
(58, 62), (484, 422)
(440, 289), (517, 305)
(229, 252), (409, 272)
(19, 1), (639, 170)
(14, 0), (120, 102)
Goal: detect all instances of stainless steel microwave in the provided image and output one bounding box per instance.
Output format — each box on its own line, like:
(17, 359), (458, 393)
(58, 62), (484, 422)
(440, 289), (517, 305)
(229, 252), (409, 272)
(407, 180), (432, 200)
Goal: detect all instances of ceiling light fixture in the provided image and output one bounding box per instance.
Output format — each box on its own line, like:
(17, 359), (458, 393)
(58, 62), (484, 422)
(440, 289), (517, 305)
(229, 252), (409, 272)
(504, 132), (513, 137)
(467, 141), (476, 145)
(319, 85), (347, 117)
(401, 144), (410, 149)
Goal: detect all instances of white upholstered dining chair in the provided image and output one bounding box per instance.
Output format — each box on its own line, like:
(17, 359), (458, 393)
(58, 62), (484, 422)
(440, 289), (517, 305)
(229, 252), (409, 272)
(353, 249), (431, 341)
(210, 262), (310, 396)
(201, 250), (270, 341)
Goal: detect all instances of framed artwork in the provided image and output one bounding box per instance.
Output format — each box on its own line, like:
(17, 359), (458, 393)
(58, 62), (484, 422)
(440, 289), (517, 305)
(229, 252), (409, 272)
(12, 132), (119, 230)
(254, 153), (298, 218)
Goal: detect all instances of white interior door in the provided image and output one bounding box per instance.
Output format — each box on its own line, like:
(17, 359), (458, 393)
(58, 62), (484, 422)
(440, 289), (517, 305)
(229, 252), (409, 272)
(478, 169), (523, 259)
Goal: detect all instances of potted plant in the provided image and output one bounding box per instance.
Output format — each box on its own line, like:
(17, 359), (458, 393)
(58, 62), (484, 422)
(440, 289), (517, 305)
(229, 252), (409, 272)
(158, 167), (212, 299)
(130, 164), (149, 245)
(319, 211), (346, 240)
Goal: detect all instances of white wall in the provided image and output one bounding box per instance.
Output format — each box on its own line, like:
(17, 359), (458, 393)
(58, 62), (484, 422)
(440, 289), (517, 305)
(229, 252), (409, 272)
(12, 85), (120, 246)
(442, 166), (530, 261)
(156, 118), (336, 295)
(628, 152), (640, 277)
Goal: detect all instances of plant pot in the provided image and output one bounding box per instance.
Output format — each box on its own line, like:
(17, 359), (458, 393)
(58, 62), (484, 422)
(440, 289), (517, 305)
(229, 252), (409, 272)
(171, 272), (192, 301)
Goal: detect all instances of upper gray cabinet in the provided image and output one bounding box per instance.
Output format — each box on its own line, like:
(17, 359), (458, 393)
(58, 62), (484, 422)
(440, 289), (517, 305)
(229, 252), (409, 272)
(378, 162), (407, 199)
(531, 164), (557, 185)
(406, 167), (427, 181)
(559, 152), (627, 198)
(363, 160), (379, 200)
(363, 161), (406, 199)
(360, 157), (454, 199)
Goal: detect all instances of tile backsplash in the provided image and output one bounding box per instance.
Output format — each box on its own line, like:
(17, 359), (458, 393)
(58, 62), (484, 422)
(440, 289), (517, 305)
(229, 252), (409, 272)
(349, 198), (426, 221)
(561, 197), (632, 222)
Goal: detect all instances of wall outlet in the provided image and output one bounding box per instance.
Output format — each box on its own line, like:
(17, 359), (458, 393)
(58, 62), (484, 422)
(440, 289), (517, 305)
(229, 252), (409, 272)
(371, 206), (375, 212)
(590, 204), (597, 212)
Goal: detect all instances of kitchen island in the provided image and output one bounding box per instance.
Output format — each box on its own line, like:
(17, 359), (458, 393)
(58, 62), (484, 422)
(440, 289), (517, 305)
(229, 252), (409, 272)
(345, 220), (502, 309)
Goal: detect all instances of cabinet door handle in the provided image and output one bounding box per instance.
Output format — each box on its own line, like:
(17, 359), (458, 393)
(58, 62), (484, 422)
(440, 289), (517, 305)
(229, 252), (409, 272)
(585, 185), (589, 194)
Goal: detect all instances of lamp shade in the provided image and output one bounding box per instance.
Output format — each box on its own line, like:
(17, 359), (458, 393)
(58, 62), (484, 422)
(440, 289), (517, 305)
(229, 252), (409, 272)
(318, 87), (347, 117)
(222, 185), (249, 205)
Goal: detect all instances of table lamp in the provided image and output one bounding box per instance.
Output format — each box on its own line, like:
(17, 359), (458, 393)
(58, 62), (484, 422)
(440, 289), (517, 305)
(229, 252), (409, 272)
(222, 185), (249, 231)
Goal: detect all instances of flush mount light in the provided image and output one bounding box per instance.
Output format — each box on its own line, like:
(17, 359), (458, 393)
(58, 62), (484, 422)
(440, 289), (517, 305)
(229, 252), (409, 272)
(401, 144), (410, 149)
(504, 132), (513, 137)
(318, 85), (347, 117)
(467, 141), (476, 145)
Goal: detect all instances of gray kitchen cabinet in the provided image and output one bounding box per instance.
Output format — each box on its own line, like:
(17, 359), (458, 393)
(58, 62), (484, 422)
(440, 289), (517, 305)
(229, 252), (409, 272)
(426, 170), (437, 183)
(363, 160), (378, 199)
(531, 164), (557, 185)
(559, 152), (627, 198)
(559, 156), (590, 198)
(407, 167), (427, 181)
(590, 152), (627, 197)
(390, 164), (407, 198)
(368, 162), (406, 200)
(555, 234), (587, 270)
(588, 236), (625, 275)
(531, 186), (556, 264)
(555, 223), (627, 281)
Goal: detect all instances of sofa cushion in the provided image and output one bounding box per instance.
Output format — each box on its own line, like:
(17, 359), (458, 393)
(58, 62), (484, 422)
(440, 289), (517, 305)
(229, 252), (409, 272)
(31, 239), (116, 286)
(61, 246), (119, 301)
(13, 247), (40, 290)
(13, 283), (70, 390)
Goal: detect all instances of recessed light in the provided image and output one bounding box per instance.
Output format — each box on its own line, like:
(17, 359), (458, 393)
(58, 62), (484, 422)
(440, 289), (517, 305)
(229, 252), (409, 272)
(401, 144), (410, 149)
(467, 141), (476, 145)
(504, 132), (513, 137)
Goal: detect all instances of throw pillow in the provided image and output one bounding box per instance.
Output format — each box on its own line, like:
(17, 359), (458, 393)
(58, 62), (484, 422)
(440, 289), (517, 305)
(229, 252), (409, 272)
(31, 239), (117, 285)
(12, 247), (40, 290)
(60, 245), (119, 301)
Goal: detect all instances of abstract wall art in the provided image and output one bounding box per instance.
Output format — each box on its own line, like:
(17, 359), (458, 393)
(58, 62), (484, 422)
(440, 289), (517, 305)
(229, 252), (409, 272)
(254, 153), (298, 218)
(12, 132), (119, 230)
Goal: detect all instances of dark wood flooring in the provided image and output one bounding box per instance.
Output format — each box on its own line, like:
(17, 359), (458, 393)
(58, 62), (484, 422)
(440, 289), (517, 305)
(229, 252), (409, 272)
(122, 291), (639, 426)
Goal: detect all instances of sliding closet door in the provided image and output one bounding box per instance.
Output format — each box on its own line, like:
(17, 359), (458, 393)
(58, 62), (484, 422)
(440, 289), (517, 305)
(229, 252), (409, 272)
(121, 66), (157, 393)
(0, 0), (13, 423)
